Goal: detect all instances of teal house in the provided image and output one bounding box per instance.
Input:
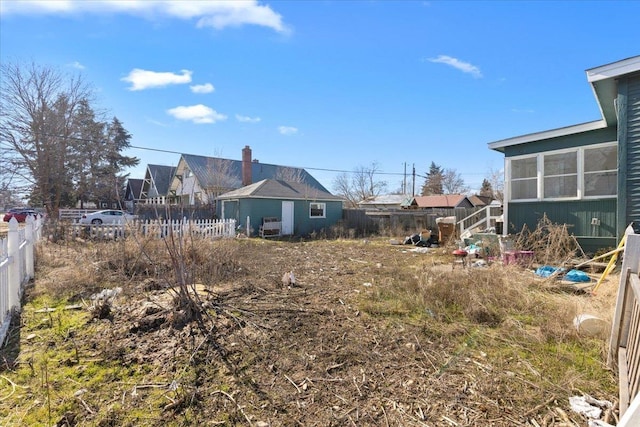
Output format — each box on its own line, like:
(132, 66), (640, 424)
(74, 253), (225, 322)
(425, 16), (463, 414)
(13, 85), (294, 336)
(217, 179), (344, 237)
(489, 56), (640, 254)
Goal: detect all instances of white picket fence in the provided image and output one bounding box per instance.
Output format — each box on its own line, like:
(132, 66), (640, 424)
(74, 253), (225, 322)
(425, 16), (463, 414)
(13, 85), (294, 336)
(0, 215), (43, 346)
(69, 218), (237, 240)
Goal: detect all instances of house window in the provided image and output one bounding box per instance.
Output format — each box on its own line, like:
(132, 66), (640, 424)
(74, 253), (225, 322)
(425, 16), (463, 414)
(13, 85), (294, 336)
(508, 142), (617, 202)
(543, 151), (577, 198)
(309, 202), (326, 218)
(584, 145), (617, 197)
(511, 157), (537, 200)
(183, 169), (192, 178)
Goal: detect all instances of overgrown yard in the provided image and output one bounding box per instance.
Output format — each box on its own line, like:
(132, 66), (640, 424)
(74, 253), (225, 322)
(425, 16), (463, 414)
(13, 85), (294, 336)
(0, 234), (620, 426)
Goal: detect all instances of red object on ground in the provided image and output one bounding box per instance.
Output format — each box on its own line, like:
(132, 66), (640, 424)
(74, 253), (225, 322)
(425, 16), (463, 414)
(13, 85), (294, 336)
(452, 249), (468, 257)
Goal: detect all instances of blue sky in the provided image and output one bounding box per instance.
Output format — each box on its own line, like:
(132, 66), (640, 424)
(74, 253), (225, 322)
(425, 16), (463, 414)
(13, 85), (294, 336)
(1, 1), (639, 193)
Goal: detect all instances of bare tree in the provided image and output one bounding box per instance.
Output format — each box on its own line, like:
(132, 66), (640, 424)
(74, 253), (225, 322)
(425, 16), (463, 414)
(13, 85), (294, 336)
(332, 162), (387, 208)
(275, 166), (305, 183)
(442, 168), (469, 194)
(1, 61), (138, 214)
(202, 157), (236, 204)
(485, 167), (504, 203)
(1, 62), (89, 215)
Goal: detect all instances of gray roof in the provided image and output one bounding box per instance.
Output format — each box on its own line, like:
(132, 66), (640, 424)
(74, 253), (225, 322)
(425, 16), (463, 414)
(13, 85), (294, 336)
(146, 164), (176, 196)
(217, 179), (343, 201)
(181, 154), (329, 193)
(125, 178), (144, 200)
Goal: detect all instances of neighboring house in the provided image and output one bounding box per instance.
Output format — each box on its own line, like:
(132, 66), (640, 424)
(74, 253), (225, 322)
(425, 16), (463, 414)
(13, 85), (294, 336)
(488, 55), (640, 253)
(216, 179), (343, 237)
(141, 164), (176, 204)
(170, 146), (328, 206)
(357, 194), (412, 210)
(124, 178), (143, 212)
(404, 194), (475, 210)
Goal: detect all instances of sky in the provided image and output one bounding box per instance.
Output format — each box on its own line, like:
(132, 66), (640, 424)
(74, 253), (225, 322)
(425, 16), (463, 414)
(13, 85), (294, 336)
(1, 0), (639, 194)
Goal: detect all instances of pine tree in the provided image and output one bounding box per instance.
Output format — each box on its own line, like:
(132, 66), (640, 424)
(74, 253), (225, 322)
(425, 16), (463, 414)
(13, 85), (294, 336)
(421, 162), (443, 195)
(479, 178), (493, 198)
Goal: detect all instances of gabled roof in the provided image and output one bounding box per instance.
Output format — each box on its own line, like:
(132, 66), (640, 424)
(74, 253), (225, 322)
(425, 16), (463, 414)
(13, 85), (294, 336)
(411, 194), (469, 208)
(217, 179), (343, 201)
(145, 164), (176, 197)
(468, 195), (491, 207)
(125, 178), (143, 200)
(488, 55), (640, 152)
(179, 154), (328, 193)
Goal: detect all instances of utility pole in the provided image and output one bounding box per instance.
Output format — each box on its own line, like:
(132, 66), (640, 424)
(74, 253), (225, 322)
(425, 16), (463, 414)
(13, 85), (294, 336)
(403, 162), (407, 195)
(412, 164), (416, 197)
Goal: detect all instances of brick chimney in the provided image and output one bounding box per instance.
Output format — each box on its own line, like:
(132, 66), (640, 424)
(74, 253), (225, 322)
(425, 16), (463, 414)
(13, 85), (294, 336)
(242, 145), (252, 186)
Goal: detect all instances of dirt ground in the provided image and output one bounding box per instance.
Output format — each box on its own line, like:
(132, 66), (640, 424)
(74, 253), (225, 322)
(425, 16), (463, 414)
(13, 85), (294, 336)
(1, 237), (622, 426)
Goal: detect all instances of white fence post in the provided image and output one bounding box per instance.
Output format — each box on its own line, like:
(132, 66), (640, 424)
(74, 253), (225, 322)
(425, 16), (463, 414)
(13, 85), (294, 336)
(6, 218), (20, 314)
(25, 216), (35, 277)
(1, 215), (42, 346)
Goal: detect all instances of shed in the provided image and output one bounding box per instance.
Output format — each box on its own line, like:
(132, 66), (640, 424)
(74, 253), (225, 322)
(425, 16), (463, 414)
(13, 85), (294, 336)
(216, 179), (344, 237)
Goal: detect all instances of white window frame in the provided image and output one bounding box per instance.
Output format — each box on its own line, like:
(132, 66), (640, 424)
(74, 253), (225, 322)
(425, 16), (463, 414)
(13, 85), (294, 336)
(507, 141), (617, 202)
(309, 202), (326, 218)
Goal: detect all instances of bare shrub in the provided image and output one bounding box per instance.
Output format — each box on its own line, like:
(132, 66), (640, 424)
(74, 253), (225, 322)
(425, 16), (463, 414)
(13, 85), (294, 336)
(513, 214), (585, 266)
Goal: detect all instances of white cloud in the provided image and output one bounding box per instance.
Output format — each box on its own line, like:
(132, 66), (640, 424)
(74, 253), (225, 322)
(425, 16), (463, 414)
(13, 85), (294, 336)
(0, 1), (290, 34)
(67, 61), (85, 70)
(122, 68), (192, 91)
(427, 55), (483, 78)
(190, 83), (215, 94)
(236, 114), (261, 123)
(278, 126), (298, 135)
(167, 104), (227, 124)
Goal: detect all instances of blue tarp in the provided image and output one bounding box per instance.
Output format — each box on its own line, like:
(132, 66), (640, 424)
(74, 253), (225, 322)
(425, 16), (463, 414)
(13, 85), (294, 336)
(565, 269), (591, 283)
(534, 266), (591, 282)
(535, 265), (563, 278)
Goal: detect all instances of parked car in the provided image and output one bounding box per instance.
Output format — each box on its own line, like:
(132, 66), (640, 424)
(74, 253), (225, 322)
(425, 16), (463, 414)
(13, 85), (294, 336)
(78, 209), (136, 225)
(3, 208), (38, 223)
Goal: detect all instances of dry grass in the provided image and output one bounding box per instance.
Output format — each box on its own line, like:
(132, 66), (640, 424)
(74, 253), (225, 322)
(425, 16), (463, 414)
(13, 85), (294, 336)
(0, 227), (620, 426)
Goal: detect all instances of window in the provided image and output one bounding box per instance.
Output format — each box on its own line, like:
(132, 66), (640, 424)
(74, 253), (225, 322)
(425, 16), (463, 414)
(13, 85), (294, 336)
(507, 142), (617, 202)
(511, 157), (537, 200)
(543, 151), (577, 198)
(584, 145), (617, 197)
(309, 202), (326, 218)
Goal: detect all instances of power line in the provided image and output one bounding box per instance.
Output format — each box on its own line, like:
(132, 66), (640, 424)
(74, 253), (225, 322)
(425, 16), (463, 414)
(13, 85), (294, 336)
(36, 133), (490, 180)
(126, 144), (407, 177)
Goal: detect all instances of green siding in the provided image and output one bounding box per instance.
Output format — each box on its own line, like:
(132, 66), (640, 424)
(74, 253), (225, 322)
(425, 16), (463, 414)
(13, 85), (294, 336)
(618, 74), (640, 239)
(503, 126), (617, 158)
(508, 199), (617, 254)
(220, 198), (342, 236)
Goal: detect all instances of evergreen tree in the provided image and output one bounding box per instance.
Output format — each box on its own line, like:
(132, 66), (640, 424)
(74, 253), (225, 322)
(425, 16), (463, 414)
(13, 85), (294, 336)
(421, 162), (443, 195)
(479, 178), (493, 198)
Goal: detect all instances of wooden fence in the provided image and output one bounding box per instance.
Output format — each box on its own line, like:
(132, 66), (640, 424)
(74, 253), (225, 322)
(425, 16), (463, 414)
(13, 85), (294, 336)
(608, 228), (640, 426)
(0, 215), (43, 346)
(343, 206), (502, 238)
(68, 218), (237, 240)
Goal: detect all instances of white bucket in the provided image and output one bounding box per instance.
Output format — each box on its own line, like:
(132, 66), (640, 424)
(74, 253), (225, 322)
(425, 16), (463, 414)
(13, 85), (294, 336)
(573, 314), (607, 337)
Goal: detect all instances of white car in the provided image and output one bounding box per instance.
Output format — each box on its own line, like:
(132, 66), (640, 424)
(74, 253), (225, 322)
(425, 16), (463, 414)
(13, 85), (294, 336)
(79, 209), (136, 225)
